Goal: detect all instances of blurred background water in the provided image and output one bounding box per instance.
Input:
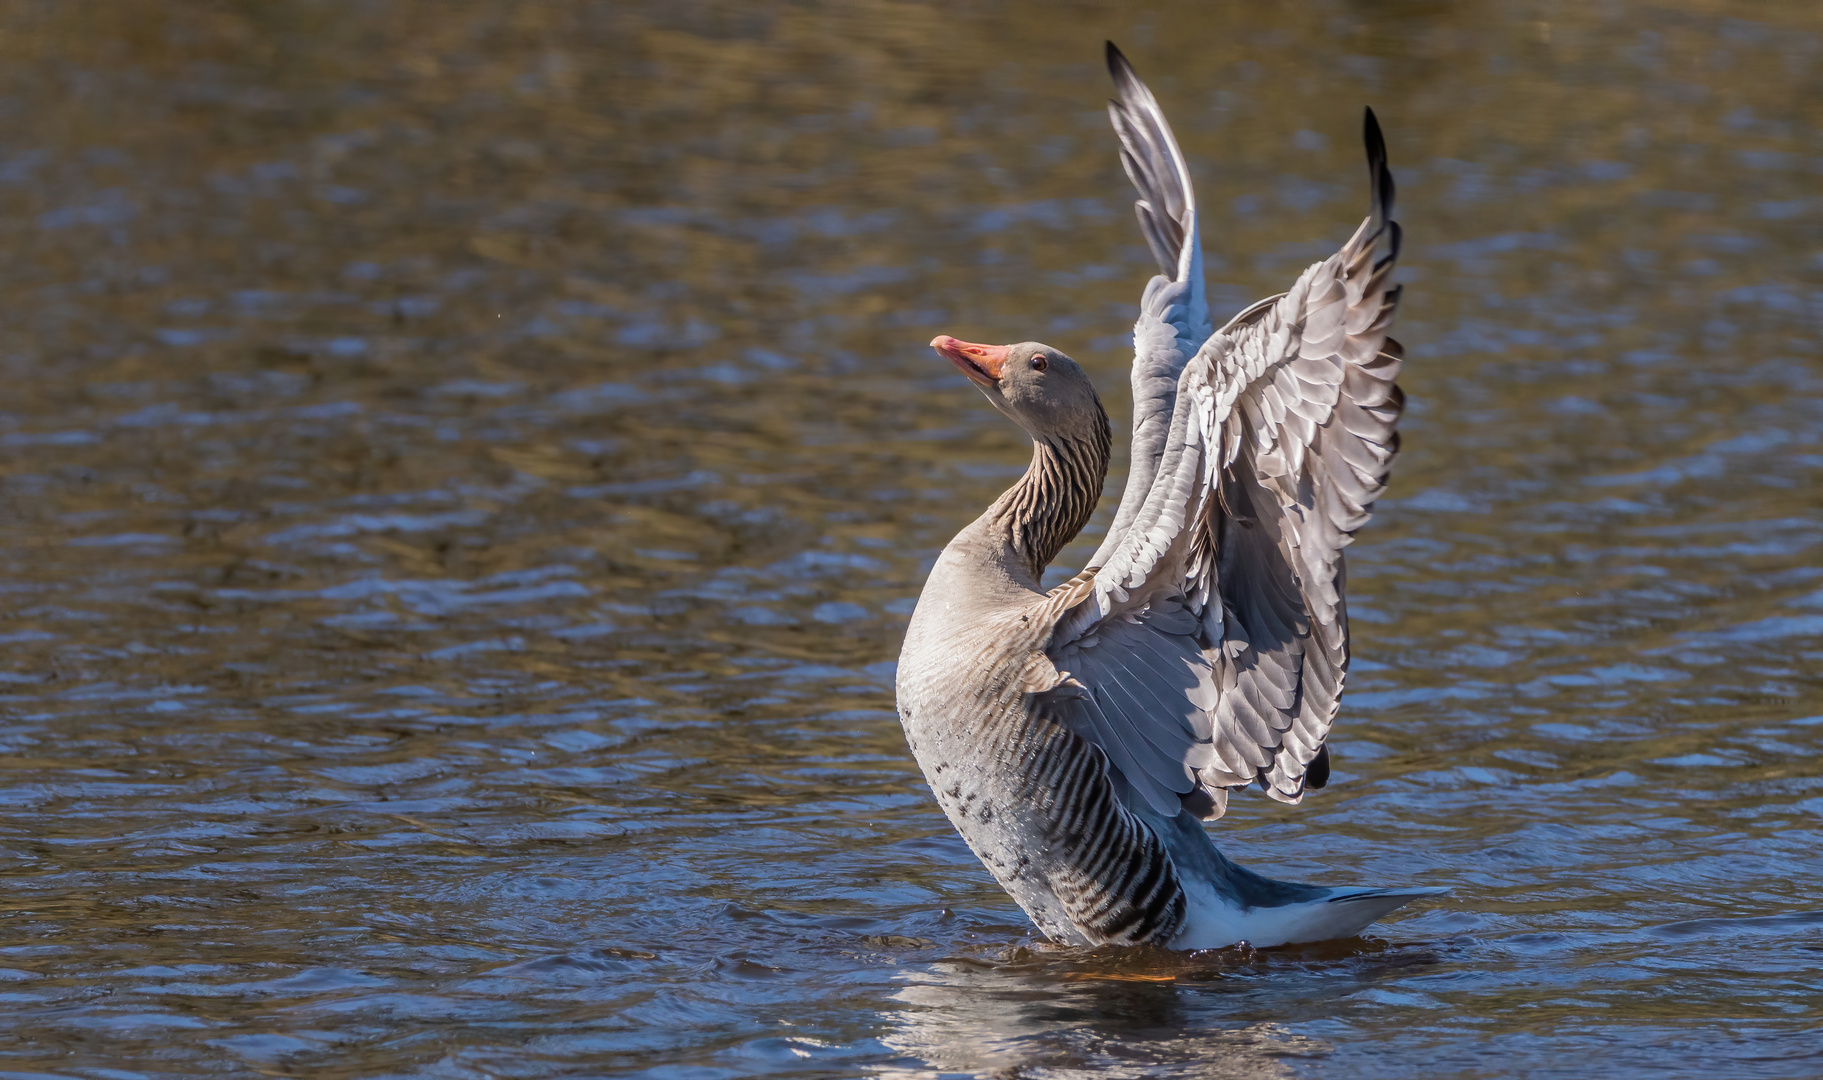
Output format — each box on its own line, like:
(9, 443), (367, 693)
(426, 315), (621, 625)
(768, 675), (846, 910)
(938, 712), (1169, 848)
(0, 2), (1819, 1076)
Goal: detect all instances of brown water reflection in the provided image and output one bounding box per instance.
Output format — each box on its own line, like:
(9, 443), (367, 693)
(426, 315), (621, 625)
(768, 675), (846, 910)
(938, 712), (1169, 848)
(0, 2), (1820, 1077)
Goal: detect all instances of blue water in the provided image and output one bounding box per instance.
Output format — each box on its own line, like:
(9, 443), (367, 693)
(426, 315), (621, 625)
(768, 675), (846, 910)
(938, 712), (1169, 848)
(0, 2), (1819, 1076)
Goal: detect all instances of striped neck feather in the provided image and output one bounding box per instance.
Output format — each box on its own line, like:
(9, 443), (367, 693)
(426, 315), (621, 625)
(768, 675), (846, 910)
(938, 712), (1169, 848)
(990, 418), (1111, 582)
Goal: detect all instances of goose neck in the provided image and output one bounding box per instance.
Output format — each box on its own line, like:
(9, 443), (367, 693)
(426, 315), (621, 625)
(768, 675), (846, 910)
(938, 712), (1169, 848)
(989, 426), (1110, 583)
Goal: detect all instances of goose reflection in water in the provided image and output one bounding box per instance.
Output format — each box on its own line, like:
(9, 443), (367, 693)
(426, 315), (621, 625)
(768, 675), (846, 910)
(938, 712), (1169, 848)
(869, 922), (1455, 1077)
(873, 935), (1464, 1078)
(880, 961), (1320, 1078)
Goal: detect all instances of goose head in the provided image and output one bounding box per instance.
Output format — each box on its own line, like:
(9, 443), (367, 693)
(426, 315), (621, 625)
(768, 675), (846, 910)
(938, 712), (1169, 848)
(929, 335), (1107, 444)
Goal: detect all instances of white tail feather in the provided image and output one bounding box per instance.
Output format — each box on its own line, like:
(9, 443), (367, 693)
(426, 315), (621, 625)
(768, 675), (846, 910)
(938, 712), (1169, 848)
(1173, 885), (1450, 950)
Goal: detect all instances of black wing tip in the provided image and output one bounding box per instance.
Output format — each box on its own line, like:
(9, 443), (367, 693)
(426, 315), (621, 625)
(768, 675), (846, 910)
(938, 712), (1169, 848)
(1372, 220), (1403, 272)
(1363, 107), (1389, 186)
(1179, 784), (1220, 819)
(1306, 744), (1331, 789)
(1105, 40), (1140, 91)
(1363, 106), (1396, 226)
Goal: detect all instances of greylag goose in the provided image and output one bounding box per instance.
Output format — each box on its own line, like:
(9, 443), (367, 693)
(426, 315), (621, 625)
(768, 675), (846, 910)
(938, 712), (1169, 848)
(896, 43), (1444, 950)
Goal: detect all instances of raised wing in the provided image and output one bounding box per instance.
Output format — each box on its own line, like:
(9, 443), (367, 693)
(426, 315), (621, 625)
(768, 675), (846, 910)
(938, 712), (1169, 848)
(1087, 43), (1211, 571)
(1052, 108), (1404, 820)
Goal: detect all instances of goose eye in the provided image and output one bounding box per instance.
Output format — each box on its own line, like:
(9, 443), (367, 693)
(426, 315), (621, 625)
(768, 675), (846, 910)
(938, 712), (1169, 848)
(1030, 355), (1048, 372)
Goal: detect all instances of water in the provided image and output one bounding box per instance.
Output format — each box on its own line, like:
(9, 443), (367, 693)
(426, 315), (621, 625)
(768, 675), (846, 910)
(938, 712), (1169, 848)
(1, 2), (1820, 1076)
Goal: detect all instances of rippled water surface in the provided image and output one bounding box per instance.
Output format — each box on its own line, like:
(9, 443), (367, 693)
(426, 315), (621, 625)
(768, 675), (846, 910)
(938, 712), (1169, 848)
(2, 3), (1821, 1076)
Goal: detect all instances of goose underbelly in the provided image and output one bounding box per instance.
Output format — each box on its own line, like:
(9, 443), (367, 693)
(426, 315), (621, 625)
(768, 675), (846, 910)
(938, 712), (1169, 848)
(896, 684), (1187, 947)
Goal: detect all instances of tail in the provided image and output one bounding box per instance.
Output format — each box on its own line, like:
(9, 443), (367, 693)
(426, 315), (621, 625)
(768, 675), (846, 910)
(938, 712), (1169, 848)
(1176, 880), (1450, 950)
(1159, 813), (1449, 948)
(1295, 885), (1452, 942)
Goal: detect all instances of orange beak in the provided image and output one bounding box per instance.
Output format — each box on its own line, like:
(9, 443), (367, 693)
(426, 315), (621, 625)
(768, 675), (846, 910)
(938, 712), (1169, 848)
(930, 335), (1011, 389)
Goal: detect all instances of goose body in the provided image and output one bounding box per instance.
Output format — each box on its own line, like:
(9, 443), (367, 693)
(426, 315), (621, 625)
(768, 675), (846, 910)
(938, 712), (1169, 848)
(895, 44), (1445, 950)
